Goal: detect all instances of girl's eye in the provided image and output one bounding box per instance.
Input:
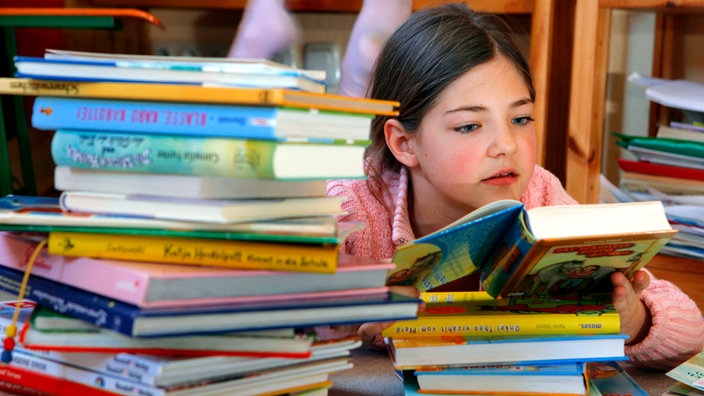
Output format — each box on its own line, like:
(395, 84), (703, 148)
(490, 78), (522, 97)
(454, 123), (480, 134)
(512, 116), (535, 126)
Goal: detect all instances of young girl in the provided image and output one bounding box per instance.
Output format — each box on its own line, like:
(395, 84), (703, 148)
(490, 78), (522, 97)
(327, 3), (704, 371)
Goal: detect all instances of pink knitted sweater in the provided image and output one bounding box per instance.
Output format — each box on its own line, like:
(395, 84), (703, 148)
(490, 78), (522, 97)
(328, 165), (704, 370)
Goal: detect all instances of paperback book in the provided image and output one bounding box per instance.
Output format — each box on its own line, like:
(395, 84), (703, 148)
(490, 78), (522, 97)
(0, 264), (420, 337)
(588, 360), (649, 396)
(50, 129), (368, 180)
(388, 199), (676, 297)
(381, 290), (619, 338)
(666, 350), (704, 392)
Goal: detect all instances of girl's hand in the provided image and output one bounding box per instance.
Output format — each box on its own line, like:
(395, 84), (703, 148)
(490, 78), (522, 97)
(357, 285), (423, 345)
(611, 270), (651, 345)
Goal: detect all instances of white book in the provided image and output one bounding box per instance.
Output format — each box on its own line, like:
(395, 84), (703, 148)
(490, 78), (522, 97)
(54, 166), (330, 199)
(59, 191), (344, 224)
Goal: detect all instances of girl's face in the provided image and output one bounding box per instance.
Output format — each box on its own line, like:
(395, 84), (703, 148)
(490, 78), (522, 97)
(405, 55), (536, 220)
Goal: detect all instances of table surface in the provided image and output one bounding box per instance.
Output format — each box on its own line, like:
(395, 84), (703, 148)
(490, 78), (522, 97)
(329, 348), (675, 395)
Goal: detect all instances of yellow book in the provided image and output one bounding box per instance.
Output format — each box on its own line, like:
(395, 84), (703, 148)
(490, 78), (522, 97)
(382, 291), (620, 338)
(47, 232), (340, 274)
(0, 77), (399, 116)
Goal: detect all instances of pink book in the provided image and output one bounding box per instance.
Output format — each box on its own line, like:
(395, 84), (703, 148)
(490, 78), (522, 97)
(0, 232), (392, 308)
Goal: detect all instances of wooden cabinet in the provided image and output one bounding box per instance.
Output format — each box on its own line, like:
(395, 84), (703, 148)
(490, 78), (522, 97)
(566, 0), (704, 204)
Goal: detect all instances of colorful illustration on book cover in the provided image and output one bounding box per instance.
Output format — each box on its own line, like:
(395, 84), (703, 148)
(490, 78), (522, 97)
(508, 240), (653, 297)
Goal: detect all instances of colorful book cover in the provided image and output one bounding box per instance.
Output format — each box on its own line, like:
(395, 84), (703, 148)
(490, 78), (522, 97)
(666, 350), (704, 392)
(0, 264), (420, 337)
(381, 291), (619, 338)
(0, 77), (399, 116)
(46, 231), (342, 274)
(0, 231), (390, 308)
(32, 97), (373, 141)
(588, 361), (649, 396)
(50, 129), (367, 180)
(389, 199), (675, 298)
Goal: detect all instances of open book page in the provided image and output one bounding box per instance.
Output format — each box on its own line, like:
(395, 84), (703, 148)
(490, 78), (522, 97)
(525, 200), (673, 239)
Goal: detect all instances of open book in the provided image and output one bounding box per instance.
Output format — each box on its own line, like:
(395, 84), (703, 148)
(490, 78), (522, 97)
(387, 200), (677, 297)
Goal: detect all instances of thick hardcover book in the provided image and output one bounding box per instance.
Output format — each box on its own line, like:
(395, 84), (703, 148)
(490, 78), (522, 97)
(388, 333), (628, 369)
(414, 362), (588, 396)
(58, 191), (344, 224)
(388, 199), (676, 297)
(54, 166), (331, 199)
(32, 97), (373, 141)
(46, 231), (342, 274)
(381, 291), (619, 338)
(0, 265), (420, 337)
(50, 129), (367, 180)
(0, 78), (399, 116)
(20, 306), (314, 358)
(14, 55), (328, 93)
(0, 232), (391, 307)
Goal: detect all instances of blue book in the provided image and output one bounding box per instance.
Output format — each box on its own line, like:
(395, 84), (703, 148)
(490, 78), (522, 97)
(0, 265), (420, 337)
(32, 97), (373, 142)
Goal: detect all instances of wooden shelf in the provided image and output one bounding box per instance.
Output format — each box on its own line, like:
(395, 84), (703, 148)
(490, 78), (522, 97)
(567, 0), (704, 204)
(647, 254), (704, 311)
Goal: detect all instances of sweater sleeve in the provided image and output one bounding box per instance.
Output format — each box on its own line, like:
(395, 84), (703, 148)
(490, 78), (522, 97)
(625, 270), (704, 370)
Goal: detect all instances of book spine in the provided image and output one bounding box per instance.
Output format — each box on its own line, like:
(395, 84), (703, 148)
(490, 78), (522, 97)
(50, 129), (365, 179)
(33, 97), (371, 141)
(0, 78), (399, 116)
(0, 233), (151, 306)
(381, 312), (620, 338)
(47, 231), (339, 274)
(0, 266), (143, 336)
(34, 97), (284, 137)
(481, 211), (535, 298)
(12, 350), (166, 396)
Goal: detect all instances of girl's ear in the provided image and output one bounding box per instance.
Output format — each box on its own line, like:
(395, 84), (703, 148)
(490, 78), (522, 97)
(384, 119), (419, 167)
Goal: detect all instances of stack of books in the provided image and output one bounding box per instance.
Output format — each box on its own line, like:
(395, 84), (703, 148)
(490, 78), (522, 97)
(0, 50), (422, 395)
(381, 198), (677, 395)
(610, 133), (703, 259)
